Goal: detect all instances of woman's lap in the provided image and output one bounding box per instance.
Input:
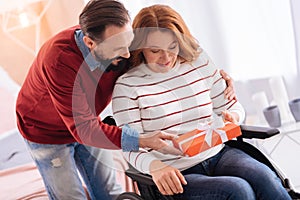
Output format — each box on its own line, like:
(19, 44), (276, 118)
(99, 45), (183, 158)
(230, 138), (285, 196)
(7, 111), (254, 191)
(174, 145), (291, 200)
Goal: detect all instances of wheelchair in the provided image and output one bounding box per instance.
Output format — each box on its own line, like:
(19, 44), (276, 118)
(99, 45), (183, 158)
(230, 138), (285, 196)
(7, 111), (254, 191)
(115, 124), (300, 200)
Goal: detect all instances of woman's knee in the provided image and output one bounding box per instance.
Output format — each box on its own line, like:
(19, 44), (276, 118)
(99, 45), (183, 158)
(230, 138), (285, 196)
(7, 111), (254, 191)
(225, 177), (256, 200)
(180, 175), (255, 200)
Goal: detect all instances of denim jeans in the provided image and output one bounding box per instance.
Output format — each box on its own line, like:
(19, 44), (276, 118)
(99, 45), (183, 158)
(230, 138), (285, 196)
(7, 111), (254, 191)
(173, 145), (291, 200)
(24, 139), (123, 200)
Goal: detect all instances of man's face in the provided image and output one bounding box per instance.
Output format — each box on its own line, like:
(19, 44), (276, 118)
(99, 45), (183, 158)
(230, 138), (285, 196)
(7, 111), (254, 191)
(89, 23), (134, 66)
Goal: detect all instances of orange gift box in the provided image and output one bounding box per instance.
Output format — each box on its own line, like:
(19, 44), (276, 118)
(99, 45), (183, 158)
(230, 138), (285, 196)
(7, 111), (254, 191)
(173, 123), (241, 157)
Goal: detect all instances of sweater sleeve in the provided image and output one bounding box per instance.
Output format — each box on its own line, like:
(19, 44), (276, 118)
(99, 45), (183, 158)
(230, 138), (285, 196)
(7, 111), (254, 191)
(202, 52), (245, 124)
(42, 61), (124, 149)
(112, 78), (158, 174)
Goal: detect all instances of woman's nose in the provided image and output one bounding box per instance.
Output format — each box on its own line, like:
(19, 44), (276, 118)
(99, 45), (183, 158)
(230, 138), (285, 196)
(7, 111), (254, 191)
(160, 50), (170, 60)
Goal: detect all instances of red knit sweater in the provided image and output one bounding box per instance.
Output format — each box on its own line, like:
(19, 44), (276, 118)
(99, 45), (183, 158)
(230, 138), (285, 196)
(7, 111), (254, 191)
(16, 26), (124, 149)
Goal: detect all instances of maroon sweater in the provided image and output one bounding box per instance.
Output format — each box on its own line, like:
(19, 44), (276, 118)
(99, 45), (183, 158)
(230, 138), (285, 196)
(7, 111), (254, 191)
(16, 26), (125, 149)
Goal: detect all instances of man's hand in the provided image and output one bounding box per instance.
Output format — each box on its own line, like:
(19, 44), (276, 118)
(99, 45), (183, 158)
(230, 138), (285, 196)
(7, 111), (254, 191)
(139, 131), (182, 155)
(150, 160), (187, 195)
(220, 69), (236, 100)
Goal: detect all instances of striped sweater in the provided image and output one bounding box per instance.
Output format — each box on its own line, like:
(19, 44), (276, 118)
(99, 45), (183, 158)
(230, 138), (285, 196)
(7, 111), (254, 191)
(112, 51), (245, 174)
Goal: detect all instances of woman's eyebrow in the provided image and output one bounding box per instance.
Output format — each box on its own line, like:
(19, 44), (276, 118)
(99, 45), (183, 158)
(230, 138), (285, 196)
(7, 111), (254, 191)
(147, 41), (177, 49)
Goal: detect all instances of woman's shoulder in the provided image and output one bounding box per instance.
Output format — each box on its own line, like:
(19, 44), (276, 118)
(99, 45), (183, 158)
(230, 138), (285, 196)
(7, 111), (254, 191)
(186, 50), (219, 77)
(117, 64), (149, 84)
(191, 50), (211, 67)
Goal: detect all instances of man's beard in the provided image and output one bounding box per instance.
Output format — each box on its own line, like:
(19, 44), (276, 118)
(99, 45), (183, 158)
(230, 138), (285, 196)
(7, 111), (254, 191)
(93, 50), (123, 67)
(91, 50), (128, 72)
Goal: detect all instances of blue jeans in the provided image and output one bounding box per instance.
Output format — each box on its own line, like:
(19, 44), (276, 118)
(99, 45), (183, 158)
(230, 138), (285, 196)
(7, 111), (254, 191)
(173, 145), (291, 200)
(24, 139), (123, 200)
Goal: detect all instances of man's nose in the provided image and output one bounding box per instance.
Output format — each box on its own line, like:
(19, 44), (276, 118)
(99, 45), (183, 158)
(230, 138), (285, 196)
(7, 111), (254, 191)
(120, 48), (130, 59)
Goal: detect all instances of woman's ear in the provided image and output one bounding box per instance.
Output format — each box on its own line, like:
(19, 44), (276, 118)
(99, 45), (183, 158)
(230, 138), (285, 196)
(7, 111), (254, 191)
(83, 36), (95, 49)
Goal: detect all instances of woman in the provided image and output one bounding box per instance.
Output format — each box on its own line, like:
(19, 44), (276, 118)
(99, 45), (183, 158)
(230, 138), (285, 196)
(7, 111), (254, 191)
(112, 4), (291, 200)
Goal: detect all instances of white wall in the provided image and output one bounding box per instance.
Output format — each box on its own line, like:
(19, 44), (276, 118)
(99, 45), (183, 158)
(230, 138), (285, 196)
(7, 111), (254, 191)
(120, 0), (300, 120)
(289, 0), (300, 98)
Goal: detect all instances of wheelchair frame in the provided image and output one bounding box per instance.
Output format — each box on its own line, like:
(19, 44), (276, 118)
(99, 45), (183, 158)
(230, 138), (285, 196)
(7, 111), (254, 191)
(116, 125), (300, 200)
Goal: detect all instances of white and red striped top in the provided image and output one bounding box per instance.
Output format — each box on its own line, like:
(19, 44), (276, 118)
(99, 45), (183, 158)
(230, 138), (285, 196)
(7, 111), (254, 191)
(112, 51), (245, 174)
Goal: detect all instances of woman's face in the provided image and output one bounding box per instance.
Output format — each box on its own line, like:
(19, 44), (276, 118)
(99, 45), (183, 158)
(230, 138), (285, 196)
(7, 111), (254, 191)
(142, 30), (179, 73)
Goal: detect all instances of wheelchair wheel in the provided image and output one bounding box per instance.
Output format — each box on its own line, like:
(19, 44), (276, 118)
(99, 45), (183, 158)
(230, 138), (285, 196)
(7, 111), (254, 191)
(116, 192), (144, 200)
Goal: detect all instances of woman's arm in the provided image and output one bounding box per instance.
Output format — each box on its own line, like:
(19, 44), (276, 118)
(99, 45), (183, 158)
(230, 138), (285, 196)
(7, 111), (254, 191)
(150, 160), (187, 195)
(112, 80), (173, 173)
(211, 69), (245, 123)
(199, 51), (244, 123)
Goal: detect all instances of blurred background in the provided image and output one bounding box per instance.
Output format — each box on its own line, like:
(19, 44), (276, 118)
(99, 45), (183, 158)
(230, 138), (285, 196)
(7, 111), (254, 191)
(1, 0), (299, 123)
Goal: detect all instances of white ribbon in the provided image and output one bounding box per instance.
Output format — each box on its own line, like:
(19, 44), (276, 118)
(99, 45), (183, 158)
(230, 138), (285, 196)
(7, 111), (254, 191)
(178, 120), (229, 150)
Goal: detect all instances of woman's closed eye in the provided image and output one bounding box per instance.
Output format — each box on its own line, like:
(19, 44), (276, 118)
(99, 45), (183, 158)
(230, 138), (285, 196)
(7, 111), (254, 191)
(169, 42), (178, 50)
(150, 49), (160, 53)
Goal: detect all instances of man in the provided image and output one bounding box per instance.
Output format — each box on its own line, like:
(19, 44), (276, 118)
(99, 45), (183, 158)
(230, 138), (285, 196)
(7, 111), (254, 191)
(16, 0), (235, 199)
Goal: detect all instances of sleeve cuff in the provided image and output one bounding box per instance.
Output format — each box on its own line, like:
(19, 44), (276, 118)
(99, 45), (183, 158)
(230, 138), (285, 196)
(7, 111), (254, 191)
(140, 156), (158, 174)
(121, 124), (139, 152)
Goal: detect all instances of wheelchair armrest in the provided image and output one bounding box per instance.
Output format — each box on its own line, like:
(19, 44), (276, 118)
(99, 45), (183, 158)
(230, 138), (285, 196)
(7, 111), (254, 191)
(240, 124), (279, 139)
(125, 167), (155, 186)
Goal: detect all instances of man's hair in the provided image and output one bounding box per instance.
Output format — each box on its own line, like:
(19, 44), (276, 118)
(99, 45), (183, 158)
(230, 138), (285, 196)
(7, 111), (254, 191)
(79, 0), (130, 43)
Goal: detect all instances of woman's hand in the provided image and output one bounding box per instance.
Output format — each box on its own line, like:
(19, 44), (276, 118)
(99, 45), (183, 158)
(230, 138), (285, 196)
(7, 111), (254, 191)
(150, 160), (187, 195)
(220, 70), (236, 100)
(222, 110), (239, 124)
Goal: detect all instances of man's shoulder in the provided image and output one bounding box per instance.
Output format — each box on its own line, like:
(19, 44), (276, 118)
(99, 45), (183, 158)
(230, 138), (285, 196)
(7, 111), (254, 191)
(43, 25), (80, 50)
(54, 25), (81, 37)
(39, 26), (82, 69)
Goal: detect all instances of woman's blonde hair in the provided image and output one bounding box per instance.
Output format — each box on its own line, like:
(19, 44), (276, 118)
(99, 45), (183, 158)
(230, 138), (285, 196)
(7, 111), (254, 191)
(129, 4), (200, 67)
